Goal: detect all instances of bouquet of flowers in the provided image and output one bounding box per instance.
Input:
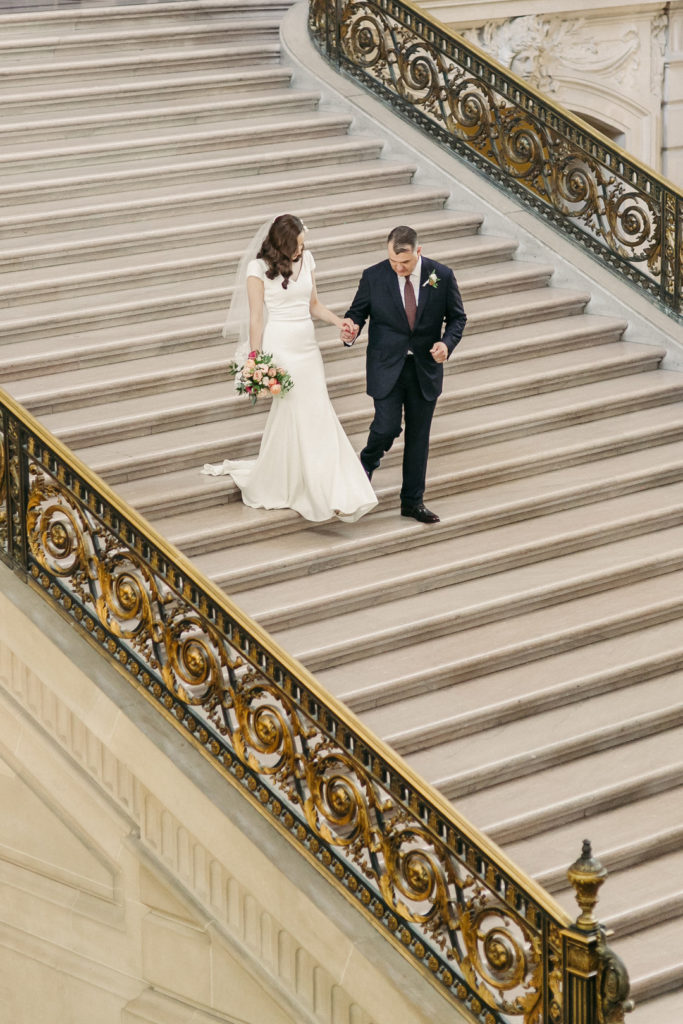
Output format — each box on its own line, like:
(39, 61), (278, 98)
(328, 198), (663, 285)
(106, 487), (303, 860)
(229, 350), (294, 406)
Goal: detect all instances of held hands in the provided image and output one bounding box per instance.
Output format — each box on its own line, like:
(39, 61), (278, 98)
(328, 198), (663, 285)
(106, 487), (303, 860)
(340, 319), (359, 346)
(430, 341), (448, 364)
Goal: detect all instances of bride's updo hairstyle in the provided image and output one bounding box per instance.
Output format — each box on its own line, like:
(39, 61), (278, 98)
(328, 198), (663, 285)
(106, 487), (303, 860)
(258, 214), (305, 289)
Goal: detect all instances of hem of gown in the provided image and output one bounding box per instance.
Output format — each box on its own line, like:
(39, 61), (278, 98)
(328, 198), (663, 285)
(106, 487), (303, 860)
(201, 462), (377, 524)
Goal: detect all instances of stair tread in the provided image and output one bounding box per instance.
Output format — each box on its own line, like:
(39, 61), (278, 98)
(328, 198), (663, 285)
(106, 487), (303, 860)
(0, 193), (462, 262)
(0, 227), (508, 291)
(33, 357), (680, 438)
(184, 444), (683, 580)
(232, 478), (683, 620)
(0, 246), (542, 322)
(403, 672), (683, 789)
(9, 338), (659, 416)
(504, 787), (683, 892)
(446, 683), (683, 833)
(276, 526), (683, 665)
(311, 568), (683, 701)
(0, 160), (418, 231)
(89, 395), (683, 502)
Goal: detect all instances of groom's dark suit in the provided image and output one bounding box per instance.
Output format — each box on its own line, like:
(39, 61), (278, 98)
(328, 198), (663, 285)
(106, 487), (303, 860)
(345, 256), (466, 506)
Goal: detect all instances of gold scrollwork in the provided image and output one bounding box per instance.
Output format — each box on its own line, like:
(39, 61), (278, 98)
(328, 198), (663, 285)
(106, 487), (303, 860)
(27, 473), (89, 579)
(162, 613), (233, 705)
(460, 901), (543, 1020)
(0, 426), (7, 551)
(96, 551), (160, 640)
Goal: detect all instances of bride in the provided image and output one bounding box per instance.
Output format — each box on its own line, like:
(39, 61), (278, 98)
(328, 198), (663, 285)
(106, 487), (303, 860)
(202, 214), (378, 523)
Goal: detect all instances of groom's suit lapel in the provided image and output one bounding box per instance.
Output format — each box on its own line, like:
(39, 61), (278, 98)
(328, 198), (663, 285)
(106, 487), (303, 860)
(383, 261), (411, 328)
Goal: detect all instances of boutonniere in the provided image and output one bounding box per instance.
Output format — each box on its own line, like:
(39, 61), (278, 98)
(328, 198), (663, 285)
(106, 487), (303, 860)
(423, 271), (440, 289)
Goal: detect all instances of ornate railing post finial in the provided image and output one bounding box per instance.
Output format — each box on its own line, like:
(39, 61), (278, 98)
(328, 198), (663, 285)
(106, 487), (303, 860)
(565, 841), (634, 1024)
(567, 839), (607, 931)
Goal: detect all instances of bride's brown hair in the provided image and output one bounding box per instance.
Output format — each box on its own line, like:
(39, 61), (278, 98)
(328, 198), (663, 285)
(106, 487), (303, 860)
(258, 214), (304, 289)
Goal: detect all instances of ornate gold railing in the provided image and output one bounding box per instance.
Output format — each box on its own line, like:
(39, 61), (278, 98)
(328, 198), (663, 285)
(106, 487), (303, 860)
(308, 0), (683, 320)
(0, 387), (632, 1024)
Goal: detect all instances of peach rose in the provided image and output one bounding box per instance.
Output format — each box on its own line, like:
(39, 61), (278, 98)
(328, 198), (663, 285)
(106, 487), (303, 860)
(269, 382), (282, 394)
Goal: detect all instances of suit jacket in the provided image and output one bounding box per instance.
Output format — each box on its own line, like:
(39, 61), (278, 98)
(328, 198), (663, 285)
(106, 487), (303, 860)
(345, 256), (467, 401)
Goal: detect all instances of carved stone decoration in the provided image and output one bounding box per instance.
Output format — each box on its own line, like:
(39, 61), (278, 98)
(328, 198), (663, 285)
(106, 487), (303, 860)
(461, 16), (640, 95)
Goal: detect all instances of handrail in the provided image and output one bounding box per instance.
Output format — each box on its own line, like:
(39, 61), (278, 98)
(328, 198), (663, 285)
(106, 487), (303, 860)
(308, 0), (683, 321)
(0, 387), (633, 1024)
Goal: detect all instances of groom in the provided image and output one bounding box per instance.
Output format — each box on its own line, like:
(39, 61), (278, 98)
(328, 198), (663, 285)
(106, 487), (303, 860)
(341, 225), (467, 523)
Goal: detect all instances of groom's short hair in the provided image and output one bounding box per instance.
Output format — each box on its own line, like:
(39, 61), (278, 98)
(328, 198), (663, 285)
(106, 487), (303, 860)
(387, 225), (418, 254)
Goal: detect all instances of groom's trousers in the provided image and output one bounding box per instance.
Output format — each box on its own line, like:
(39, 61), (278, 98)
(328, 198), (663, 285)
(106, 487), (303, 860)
(360, 356), (437, 506)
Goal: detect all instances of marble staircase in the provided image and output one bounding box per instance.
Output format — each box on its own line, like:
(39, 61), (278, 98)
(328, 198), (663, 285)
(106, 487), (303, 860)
(0, 2), (682, 1021)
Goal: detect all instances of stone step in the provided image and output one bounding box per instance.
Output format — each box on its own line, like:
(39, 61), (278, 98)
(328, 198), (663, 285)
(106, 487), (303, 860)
(0, 90), (322, 149)
(406, 673), (683, 798)
(4, 319), (629, 418)
(0, 190), (461, 271)
(35, 344), (668, 452)
(0, 67), (295, 118)
(0, 0), (292, 37)
(0, 22), (282, 65)
(277, 526), (683, 673)
(156, 395), (683, 560)
(92, 383), (683, 529)
(0, 232), (509, 311)
(0, 161), (419, 240)
(632, 990), (683, 1024)
(460, 710), (683, 847)
(0, 258), (556, 345)
(187, 443), (683, 588)
(239, 478), (683, 632)
(313, 567), (683, 711)
(0, 131), (379, 204)
(505, 785), (683, 905)
(0, 43), (283, 92)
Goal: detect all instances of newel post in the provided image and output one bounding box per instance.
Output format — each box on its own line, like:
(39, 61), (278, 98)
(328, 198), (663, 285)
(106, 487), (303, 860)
(562, 840), (634, 1024)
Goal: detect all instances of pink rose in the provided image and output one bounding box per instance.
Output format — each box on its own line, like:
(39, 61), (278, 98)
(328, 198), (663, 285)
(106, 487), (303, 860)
(267, 366), (277, 377)
(270, 382), (282, 394)
(248, 350), (258, 359)
(253, 370), (263, 382)
(244, 359), (255, 370)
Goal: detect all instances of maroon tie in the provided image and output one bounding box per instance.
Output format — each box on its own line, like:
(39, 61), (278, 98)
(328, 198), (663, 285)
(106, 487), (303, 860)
(404, 277), (417, 330)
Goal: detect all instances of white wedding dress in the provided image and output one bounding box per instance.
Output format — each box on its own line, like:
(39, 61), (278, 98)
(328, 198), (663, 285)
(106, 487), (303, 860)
(202, 250), (377, 523)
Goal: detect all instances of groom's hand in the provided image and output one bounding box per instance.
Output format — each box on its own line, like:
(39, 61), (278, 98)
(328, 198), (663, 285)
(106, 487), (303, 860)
(430, 341), (448, 363)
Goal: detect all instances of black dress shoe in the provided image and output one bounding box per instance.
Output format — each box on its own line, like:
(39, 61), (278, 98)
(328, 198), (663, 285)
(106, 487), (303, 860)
(401, 503), (440, 524)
